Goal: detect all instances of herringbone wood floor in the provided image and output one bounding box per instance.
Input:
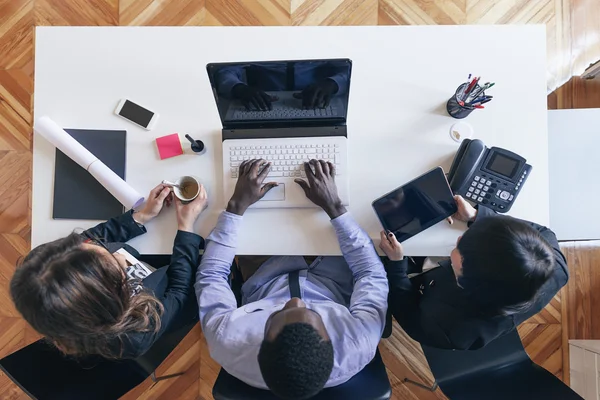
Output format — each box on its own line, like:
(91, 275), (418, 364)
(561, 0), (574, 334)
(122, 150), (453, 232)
(0, 0), (597, 399)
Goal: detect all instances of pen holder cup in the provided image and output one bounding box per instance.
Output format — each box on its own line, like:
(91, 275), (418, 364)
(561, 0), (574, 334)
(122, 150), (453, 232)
(184, 139), (206, 156)
(446, 83), (482, 119)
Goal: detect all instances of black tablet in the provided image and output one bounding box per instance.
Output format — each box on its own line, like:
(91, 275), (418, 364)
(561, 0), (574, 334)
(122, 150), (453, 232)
(372, 167), (458, 243)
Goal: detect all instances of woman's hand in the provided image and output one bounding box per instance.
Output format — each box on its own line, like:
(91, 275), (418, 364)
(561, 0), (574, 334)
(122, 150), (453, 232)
(176, 184), (209, 233)
(134, 184), (173, 225)
(379, 230), (404, 261)
(447, 195), (478, 224)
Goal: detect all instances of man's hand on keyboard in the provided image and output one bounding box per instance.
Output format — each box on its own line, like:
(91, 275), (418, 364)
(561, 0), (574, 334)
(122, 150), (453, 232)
(293, 79), (339, 109)
(295, 159), (347, 219)
(231, 84), (277, 111)
(226, 159), (278, 216)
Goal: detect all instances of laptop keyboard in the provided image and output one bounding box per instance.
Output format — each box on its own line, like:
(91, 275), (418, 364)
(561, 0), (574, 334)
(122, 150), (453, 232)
(231, 106), (336, 120)
(229, 143), (341, 178)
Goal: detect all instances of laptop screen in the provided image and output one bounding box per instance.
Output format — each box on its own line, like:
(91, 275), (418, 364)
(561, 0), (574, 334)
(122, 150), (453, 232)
(207, 59), (352, 127)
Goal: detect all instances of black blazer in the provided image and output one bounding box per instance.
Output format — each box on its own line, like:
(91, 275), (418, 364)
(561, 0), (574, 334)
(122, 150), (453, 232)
(82, 210), (204, 358)
(386, 206), (569, 350)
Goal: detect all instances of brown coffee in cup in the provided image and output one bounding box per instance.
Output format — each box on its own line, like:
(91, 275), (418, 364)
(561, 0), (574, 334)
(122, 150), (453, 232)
(180, 181), (199, 200)
(174, 176), (200, 202)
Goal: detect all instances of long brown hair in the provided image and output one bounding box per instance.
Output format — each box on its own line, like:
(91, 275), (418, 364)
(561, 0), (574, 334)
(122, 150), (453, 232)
(10, 233), (163, 358)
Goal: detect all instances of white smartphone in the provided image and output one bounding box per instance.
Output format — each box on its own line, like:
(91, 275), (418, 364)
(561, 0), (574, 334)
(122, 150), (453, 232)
(114, 99), (159, 130)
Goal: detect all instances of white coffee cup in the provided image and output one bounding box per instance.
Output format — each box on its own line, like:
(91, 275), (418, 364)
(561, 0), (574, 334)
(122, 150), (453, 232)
(172, 176), (200, 202)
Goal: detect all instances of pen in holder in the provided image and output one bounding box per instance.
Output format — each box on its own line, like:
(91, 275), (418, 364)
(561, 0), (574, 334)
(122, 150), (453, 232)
(447, 82), (482, 119)
(184, 134), (206, 156)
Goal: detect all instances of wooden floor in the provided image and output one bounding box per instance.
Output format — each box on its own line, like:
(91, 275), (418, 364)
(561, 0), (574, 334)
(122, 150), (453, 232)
(1, 0), (600, 399)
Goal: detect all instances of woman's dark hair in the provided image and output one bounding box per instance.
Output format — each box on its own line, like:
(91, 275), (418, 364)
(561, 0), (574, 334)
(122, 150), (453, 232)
(258, 322), (334, 400)
(10, 233), (163, 358)
(457, 216), (555, 316)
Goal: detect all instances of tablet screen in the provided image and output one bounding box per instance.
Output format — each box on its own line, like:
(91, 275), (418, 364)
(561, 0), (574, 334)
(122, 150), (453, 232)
(372, 167), (457, 243)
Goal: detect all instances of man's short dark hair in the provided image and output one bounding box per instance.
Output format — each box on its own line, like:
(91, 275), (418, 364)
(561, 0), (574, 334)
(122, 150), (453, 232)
(258, 322), (334, 400)
(457, 216), (555, 316)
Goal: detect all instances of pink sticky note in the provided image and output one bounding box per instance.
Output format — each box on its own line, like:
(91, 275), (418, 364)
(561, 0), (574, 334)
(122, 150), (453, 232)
(156, 133), (183, 160)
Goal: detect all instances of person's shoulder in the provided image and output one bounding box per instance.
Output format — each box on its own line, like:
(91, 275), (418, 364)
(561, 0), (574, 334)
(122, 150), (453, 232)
(551, 252), (569, 286)
(446, 314), (514, 350)
(327, 319), (377, 382)
(534, 267), (565, 308)
(107, 332), (154, 359)
(214, 306), (266, 346)
(312, 302), (374, 341)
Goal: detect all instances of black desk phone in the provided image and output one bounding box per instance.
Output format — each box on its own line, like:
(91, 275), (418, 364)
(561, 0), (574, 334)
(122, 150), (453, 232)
(448, 139), (532, 213)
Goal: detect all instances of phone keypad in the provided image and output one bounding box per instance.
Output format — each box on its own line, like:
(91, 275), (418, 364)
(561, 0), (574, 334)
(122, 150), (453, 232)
(468, 175), (498, 204)
(466, 170), (530, 212)
(468, 172), (522, 209)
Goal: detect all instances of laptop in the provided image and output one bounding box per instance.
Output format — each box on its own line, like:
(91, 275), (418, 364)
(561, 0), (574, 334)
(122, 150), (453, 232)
(207, 59), (352, 208)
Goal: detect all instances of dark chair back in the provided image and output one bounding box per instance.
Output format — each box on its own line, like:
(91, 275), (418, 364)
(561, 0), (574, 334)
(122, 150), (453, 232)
(421, 328), (582, 400)
(213, 349), (391, 400)
(0, 340), (146, 400)
(134, 319), (198, 375)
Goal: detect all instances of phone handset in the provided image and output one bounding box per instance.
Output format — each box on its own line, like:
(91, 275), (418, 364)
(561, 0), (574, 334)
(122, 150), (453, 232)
(448, 139), (487, 193)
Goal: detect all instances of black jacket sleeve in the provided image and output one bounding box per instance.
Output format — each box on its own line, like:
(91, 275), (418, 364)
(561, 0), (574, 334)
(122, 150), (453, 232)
(385, 258), (416, 314)
(120, 230), (203, 358)
(82, 210), (146, 243)
(385, 258), (454, 348)
(154, 230), (202, 334)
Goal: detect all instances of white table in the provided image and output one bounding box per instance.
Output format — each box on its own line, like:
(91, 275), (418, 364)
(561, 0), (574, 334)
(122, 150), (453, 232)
(33, 26), (549, 256)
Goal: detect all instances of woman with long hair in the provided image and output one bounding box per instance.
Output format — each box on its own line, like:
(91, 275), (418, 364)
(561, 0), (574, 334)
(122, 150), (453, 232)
(381, 195), (569, 350)
(10, 183), (208, 359)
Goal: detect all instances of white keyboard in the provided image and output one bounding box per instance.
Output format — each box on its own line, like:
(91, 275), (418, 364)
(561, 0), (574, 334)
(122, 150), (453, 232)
(229, 143), (341, 179)
(222, 137), (349, 208)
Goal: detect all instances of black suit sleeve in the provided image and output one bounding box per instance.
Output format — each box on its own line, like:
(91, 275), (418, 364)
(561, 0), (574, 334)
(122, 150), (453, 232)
(152, 230), (202, 334)
(120, 230), (203, 358)
(82, 210), (147, 243)
(385, 258), (454, 348)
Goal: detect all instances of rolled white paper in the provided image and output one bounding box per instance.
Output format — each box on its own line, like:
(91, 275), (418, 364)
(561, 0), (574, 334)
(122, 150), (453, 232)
(88, 160), (144, 209)
(36, 116), (97, 169)
(35, 116), (145, 210)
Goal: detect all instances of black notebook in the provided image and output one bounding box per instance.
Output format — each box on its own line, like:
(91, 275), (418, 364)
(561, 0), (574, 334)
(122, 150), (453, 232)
(53, 129), (127, 220)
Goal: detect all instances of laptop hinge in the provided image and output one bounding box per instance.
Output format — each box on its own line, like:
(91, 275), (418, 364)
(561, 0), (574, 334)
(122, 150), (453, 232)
(222, 126), (347, 141)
